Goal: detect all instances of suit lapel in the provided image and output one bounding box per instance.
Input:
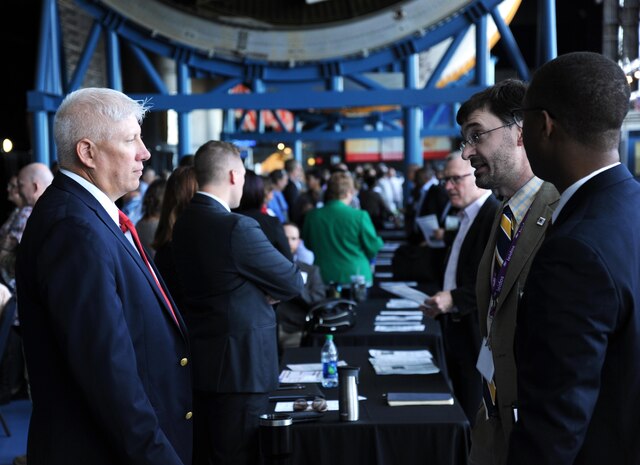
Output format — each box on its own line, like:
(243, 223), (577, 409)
(476, 183), (559, 332)
(56, 174), (186, 335)
(553, 164), (632, 229)
(493, 182), (559, 315)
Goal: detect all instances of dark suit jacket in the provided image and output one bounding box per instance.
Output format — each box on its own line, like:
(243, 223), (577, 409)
(234, 207), (292, 261)
(277, 261), (326, 332)
(472, 181), (559, 453)
(508, 165), (640, 465)
(16, 173), (192, 465)
(438, 194), (500, 422)
(283, 180), (300, 211)
(172, 193), (304, 393)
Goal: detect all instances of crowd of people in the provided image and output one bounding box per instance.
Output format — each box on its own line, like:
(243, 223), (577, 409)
(0, 51), (637, 465)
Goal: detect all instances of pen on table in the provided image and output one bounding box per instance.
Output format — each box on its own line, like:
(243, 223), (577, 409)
(277, 384), (305, 390)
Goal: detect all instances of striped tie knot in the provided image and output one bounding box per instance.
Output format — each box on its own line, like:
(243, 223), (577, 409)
(494, 205), (514, 271)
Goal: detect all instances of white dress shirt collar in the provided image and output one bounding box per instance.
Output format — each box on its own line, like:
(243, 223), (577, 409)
(552, 162), (619, 223)
(197, 191), (231, 212)
(59, 169), (120, 226)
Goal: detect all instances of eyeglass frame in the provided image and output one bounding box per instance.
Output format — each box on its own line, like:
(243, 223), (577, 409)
(510, 107), (554, 125)
(440, 173), (473, 186)
(458, 121), (516, 156)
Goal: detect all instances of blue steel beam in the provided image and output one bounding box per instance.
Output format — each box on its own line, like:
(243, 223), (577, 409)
(29, 0), (554, 164)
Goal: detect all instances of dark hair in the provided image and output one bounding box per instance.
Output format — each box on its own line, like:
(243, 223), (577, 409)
(179, 154), (195, 167)
(141, 178), (166, 219)
(526, 51), (630, 150)
(152, 166), (198, 250)
(269, 169), (286, 184)
(456, 78), (527, 126)
(194, 140), (241, 187)
(284, 159), (298, 173)
(237, 170), (265, 211)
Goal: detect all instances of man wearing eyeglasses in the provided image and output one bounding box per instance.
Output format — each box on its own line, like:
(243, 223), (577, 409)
(456, 79), (560, 465)
(422, 151), (499, 426)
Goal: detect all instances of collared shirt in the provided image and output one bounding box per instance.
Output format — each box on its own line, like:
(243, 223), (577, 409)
(443, 191), (492, 292)
(552, 162), (619, 223)
(60, 169), (120, 226)
(197, 191), (231, 212)
(506, 176), (544, 231)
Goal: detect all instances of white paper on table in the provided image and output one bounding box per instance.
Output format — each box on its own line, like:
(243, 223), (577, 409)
(369, 361), (440, 375)
(379, 310), (425, 316)
(381, 242), (401, 252)
(375, 271), (394, 278)
(379, 283), (430, 304)
(374, 324), (426, 332)
(286, 361), (348, 371)
(415, 214), (445, 248)
(376, 258), (392, 266)
(376, 314), (423, 323)
(369, 349), (433, 361)
(386, 298), (421, 309)
(278, 370), (323, 384)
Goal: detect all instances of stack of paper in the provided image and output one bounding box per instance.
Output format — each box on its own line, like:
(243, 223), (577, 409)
(386, 298), (421, 309)
(368, 349), (439, 375)
(278, 361), (347, 384)
(379, 282), (430, 304)
(374, 310), (425, 332)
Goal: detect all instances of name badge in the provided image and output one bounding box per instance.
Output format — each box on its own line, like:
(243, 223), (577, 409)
(476, 337), (495, 383)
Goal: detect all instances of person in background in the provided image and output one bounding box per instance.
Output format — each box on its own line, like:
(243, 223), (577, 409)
(152, 166), (198, 312)
(139, 165), (158, 198)
(290, 167), (324, 230)
(277, 222), (326, 348)
(15, 87), (193, 465)
(302, 171), (383, 287)
(0, 163), (53, 290)
(283, 158), (304, 212)
(422, 151), (499, 425)
(171, 140), (303, 465)
(266, 168), (289, 223)
(359, 171), (396, 231)
(136, 177), (166, 256)
(507, 51), (640, 465)
(456, 79), (559, 465)
(233, 169), (292, 261)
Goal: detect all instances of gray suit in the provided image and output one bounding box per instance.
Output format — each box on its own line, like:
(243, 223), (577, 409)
(469, 181), (559, 465)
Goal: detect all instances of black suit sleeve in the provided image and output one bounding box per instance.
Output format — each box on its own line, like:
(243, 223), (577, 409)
(232, 216), (303, 301)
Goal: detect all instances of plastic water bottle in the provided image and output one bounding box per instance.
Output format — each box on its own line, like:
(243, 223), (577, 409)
(321, 334), (339, 388)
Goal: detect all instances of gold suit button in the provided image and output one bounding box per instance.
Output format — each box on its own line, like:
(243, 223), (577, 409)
(180, 358), (188, 367)
(185, 411), (193, 420)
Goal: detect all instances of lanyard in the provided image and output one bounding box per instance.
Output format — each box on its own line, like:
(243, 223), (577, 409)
(488, 208), (531, 320)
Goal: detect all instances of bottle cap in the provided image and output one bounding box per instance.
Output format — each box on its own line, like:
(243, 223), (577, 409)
(326, 334), (333, 341)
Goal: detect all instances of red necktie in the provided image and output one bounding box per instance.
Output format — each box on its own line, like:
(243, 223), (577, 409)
(118, 210), (179, 326)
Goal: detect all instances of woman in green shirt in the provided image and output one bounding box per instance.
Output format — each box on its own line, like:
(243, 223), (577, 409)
(302, 171), (384, 286)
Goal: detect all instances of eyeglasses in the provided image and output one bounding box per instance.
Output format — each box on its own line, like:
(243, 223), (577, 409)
(459, 122), (515, 155)
(293, 397), (328, 413)
(510, 107), (554, 124)
(440, 173), (473, 186)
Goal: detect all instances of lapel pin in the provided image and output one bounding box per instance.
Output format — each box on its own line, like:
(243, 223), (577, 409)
(536, 217), (546, 226)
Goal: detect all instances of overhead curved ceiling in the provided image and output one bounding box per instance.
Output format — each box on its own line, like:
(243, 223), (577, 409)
(100, 0), (473, 63)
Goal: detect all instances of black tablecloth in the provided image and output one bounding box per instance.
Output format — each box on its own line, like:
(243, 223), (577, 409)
(303, 297), (449, 380)
(269, 346), (470, 465)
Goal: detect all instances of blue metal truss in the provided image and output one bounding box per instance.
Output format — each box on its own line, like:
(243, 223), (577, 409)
(28, 0), (557, 166)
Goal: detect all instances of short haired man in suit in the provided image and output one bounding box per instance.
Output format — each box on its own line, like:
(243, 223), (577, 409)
(457, 79), (560, 465)
(16, 87), (193, 465)
(172, 140), (304, 465)
(507, 52), (640, 465)
(423, 151), (500, 426)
